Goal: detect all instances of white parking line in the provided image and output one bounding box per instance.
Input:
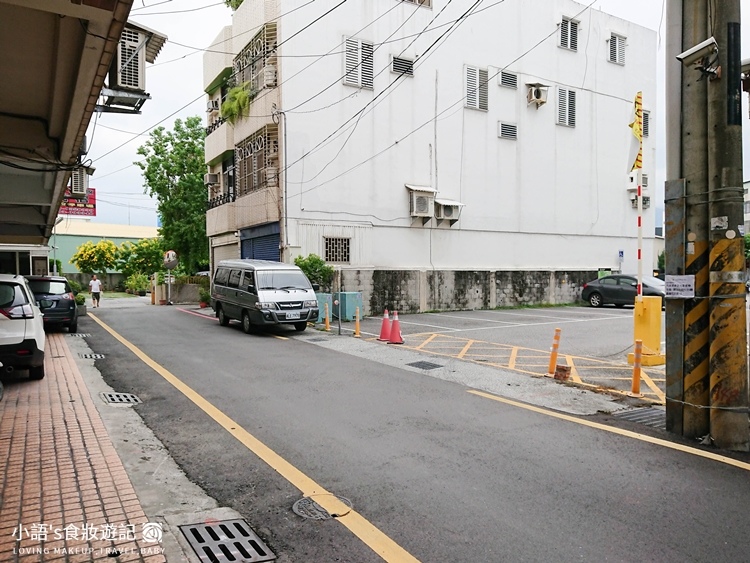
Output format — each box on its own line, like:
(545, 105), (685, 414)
(428, 311), (625, 324)
(400, 314), (631, 334)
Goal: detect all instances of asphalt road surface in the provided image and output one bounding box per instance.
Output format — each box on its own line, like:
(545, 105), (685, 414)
(76, 300), (750, 562)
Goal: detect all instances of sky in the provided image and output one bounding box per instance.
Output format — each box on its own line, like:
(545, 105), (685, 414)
(82, 0), (739, 228)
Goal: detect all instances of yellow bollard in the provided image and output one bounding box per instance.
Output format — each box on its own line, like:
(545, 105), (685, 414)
(628, 296), (665, 365)
(632, 339), (642, 395)
(547, 328), (562, 376)
(354, 307), (361, 338)
(324, 302), (331, 332)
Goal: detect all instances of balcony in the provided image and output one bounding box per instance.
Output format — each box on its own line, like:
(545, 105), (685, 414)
(205, 118), (233, 166)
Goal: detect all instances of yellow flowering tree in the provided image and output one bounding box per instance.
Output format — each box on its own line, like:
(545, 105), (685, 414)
(70, 240), (118, 275)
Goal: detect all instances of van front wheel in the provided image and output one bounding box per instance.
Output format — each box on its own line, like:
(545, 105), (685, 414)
(242, 311), (254, 334)
(294, 322), (307, 332)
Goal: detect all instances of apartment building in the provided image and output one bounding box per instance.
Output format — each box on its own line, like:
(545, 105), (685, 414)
(202, 0), (657, 310)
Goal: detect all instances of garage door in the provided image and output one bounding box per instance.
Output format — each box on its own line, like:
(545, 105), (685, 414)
(241, 234), (279, 261)
(213, 243), (238, 265)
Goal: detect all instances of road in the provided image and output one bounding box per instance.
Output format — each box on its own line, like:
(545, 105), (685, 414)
(75, 300), (750, 562)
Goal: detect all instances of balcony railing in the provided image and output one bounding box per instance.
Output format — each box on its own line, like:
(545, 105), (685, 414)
(205, 116), (226, 136)
(207, 192), (236, 209)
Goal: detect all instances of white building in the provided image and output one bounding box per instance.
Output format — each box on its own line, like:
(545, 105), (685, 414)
(203, 0), (657, 310)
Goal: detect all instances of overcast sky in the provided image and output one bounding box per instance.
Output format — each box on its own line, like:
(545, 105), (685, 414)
(83, 0), (737, 228)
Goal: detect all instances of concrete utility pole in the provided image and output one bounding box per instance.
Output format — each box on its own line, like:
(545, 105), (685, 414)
(666, 0), (749, 451)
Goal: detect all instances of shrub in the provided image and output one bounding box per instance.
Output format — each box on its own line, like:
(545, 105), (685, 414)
(125, 272), (149, 292)
(294, 254), (334, 292)
(199, 288), (211, 303)
(75, 294), (86, 306)
(68, 279), (82, 294)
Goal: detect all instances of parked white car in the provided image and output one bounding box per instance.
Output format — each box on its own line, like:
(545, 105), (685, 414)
(0, 274), (45, 379)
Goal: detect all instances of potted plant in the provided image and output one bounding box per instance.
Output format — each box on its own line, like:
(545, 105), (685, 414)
(75, 293), (87, 316)
(198, 288), (211, 308)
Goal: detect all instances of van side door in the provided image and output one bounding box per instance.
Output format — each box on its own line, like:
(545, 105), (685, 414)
(224, 269), (243, 319)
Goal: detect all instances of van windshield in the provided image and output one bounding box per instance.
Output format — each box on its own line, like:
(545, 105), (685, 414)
(257, 271), (312, 290)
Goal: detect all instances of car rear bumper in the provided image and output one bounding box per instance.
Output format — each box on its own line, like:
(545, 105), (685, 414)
(0, 338), (44, 369)
(42, 310), (77, 325)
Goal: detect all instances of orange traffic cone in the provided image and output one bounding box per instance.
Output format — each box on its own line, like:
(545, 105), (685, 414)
(377, 309), (391, 341)
(388, 311), (404, 344)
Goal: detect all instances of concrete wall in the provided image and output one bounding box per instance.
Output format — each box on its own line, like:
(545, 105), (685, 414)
(341, 269), (596, 316)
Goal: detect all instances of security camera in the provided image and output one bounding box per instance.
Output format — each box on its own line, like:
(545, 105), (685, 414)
(676, 36), (718, 66)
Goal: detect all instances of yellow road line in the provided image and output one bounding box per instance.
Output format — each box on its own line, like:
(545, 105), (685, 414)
(640, 369), (666, 402)
(468, 390), (750, 472)
(565, 355), (583, 384)
(88, 314), (420, 563)
(508, 347), (518, 369)
(415, 333), (438, 350)
(456, 340), (475, 359)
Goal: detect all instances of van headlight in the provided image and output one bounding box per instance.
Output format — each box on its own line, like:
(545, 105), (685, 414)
(255, 302), (276, 310)
(303, 300), (317, 308)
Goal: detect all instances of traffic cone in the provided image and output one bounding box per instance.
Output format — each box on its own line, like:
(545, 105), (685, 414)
(377, 309), (391, 341)
(388, 311), (404, 344)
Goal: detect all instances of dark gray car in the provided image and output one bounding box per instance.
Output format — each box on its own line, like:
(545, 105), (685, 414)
(581, 274), (665, 307)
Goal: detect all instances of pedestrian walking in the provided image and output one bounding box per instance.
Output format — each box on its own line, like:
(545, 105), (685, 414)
(89, 274), (103, 308)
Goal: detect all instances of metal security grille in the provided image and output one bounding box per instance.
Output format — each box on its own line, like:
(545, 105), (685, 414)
(79, 353), (105, 359)
(235, 124), (279, 197)
(100, 393), (142, 405)
(324, 237), (350, 263)
(179, 519), (275, 563)
(232, 23), (278, 91)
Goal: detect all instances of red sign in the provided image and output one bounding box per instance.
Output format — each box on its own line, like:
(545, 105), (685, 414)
(60, 187), (96, 216)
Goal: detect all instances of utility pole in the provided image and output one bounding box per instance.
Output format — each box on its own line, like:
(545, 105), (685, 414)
(666, 0), (748, 451)
(706, 0), (748, 451)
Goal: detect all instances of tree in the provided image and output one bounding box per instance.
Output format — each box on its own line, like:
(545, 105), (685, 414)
(70, 240), (117, 274)
(657, 250), (665, 272)
(224, 0), (244, 9)
(135, 117), (209, 274)
(116, 238), (165, 279)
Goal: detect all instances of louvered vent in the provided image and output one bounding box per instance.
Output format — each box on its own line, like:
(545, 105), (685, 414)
(560, 18), (578, 50)
(500, 72), (517, 89)
(392, 57), (414, 76)
(499, 123), (518, 140)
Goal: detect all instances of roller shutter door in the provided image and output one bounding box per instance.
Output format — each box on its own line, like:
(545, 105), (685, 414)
(213, 243), (238, 265)
(241, 234), (279, 261)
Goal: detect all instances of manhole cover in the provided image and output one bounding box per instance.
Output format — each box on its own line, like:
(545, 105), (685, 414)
(67, 333), (90, 338)
(292, 495), (353, 520)
(407, 361), (443, 370)
(614, 408), (666, 430)
(179, 519), (275, 563)
(100, 392), (141, 405)
(79, 353), (105, 359)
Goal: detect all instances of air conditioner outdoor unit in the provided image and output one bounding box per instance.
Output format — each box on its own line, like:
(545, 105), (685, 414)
(264, 65), (278, 88)
(410, 191), (434, 218)
(70, 169), (88, 198)
(435, 203), (458, 220)
(527, 85), (548, 107)
(112, 28), (146, 91)
(204, 173), (219, 186)
(207, 99), (220, 112)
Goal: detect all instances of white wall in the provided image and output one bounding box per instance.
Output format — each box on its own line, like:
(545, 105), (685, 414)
(219, 0), (657, 273)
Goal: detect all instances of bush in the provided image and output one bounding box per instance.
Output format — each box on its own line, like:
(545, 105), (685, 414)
(68, 279), (82, 294)
(125, 272), (149, 292)
(75, 294), (86, 306)
(199, 288), (211, 303)
(294, 254), (334, 292)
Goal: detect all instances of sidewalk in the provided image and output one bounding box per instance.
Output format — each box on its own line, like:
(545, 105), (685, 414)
(0, 333), (167, 562)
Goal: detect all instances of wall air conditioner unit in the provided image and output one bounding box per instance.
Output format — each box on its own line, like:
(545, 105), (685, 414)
(204, 173), (219, 186)
(112, 28), (146, 91)
(405, 184), (436, 224)
(434, 199), (464, 225)
(526, 84), (548, 107)
(69, 169), (89, 198)
(207, 99), (220, 112)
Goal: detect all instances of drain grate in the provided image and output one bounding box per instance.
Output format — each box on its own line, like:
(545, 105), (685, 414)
(67, 333), (91, 338)
(407, 361), (443, 371)
(613, 408), (666, 431)
(100, 392), (142, 405)
(79, 353), (105, 359)
(292, 495), (353, 520)
(179, 519), (275, 563)
(307, 337), (328, 342)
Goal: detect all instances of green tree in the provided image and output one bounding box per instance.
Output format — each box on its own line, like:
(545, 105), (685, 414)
(70, 240), (117, 274)
(135, 117), (209, 274)
(224, 0), (244, 9)
(116, 238), (165, 279)
(657, 250), (665, 271)
(294, 254), (334, 292)
(745, 234), (750, 262)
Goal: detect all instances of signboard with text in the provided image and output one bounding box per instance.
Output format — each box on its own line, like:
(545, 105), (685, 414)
(665, 275), (695, 298)
(59, 187), (96, 216)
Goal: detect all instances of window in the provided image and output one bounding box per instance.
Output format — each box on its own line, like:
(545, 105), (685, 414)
(560, 18), (578, 51)
(609, 33), (626, 64)
(498, 122), (517, 140)
(465, 66), (489, 111)
(233, 23), (278, 92)
(325, 237), (351, 263)
(235, 124), (279, 196)
(391, 56), (414, 77)
(214, 268), (229, 285)
(643, 110), (650, 137)
(227, 270), (242, 289)
(499, 71), (517, 89)
(402, 0), (431, 6)
(557, 87), (576, 127)
(344, 38), (374, 88)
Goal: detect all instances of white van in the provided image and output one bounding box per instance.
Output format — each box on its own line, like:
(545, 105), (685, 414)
(211, 259), (320, 333)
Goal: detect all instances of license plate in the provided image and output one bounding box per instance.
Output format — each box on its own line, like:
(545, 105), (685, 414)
(286, 312), (300, 320)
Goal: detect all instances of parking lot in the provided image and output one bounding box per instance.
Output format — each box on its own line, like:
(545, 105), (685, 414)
(349, 306), (666, 404)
